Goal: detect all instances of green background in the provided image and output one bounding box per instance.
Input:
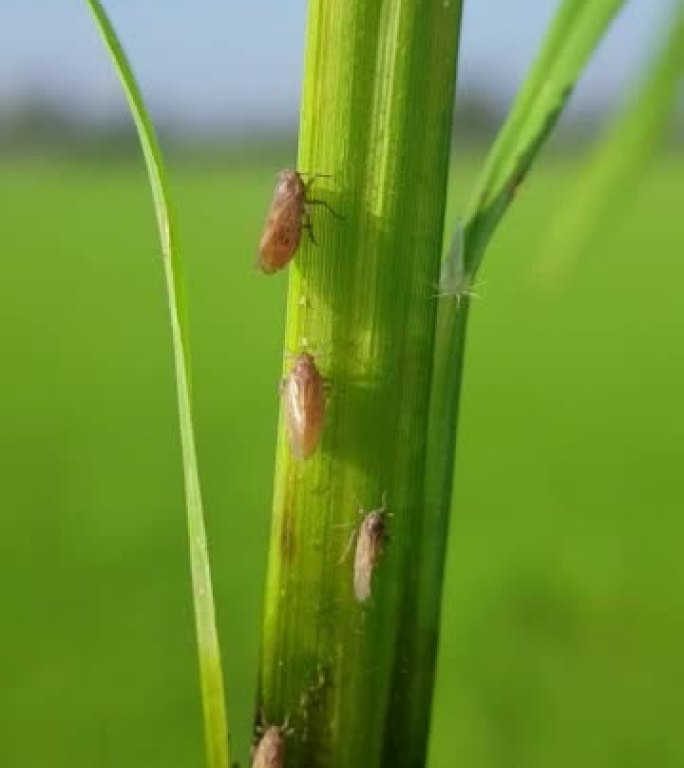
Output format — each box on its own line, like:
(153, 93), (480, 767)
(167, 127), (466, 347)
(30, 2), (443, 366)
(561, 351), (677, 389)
(0, 155), (682, 767)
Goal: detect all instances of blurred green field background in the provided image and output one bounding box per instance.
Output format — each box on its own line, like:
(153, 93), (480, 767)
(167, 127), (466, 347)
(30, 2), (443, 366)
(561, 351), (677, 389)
(0, 153), (682, 768)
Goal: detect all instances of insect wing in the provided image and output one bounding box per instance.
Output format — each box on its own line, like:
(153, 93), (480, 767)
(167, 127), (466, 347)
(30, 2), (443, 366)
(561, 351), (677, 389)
(353, 515), (381, 602)
(258, 172), (305, 274)
(353, 524), (374, 602)
(252, 726), (285, 768)
(283, 355), (325, 459)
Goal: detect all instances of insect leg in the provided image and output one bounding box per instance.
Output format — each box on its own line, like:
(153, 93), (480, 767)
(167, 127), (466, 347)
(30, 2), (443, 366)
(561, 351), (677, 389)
(300, 172), (332, 184)
(305, 198), (344, 219)
(337, 528), (358, 565)
(302, 209), (318, 245)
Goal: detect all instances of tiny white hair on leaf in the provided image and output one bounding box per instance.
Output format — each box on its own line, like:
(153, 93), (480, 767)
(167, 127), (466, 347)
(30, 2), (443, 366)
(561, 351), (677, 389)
(432, 223), (487, 305)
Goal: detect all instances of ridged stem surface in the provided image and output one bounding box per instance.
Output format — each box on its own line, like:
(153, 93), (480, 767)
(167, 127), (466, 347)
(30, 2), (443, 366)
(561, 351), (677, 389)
(257, 2), (463, 766)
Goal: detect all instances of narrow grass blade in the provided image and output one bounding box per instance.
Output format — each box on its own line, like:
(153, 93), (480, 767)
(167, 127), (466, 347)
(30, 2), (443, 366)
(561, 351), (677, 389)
(461, 0), (627, 276)
(420, 2), (629, 761)
(83, 3), (230, 767)
(536, 5), (684, 286)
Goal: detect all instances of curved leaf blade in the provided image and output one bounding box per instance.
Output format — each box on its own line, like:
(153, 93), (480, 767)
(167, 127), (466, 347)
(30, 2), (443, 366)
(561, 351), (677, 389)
(537, 4), (684, 285)
(83, 3), (230, 767)
(460, 0), (627, 276)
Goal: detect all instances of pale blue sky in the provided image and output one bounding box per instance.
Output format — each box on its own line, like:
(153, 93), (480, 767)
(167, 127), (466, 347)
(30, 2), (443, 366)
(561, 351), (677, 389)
(0, 1), (677, 129)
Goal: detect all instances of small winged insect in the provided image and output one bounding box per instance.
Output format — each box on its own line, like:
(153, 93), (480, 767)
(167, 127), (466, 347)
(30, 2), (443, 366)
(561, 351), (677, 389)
(252, 724), (288, 768)
(257, 169), (339, 275)
(354, 496), (390, 603)
(281, 352), (327, 459)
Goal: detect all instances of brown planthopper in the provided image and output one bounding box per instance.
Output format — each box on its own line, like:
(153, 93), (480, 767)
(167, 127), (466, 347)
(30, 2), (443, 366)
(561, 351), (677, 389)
(251, 723), (289, 768)
(353, 495), (390, 603)
(280, 352), (327, 459)
(257, 169), (339, 275)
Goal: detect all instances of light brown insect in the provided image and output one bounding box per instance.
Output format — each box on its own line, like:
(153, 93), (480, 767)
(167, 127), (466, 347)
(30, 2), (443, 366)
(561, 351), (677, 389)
(257, 169), (338, 274)
(354, 498), (390, 603)
(251, 725), (286, 768)
(281, 352), (326, 459)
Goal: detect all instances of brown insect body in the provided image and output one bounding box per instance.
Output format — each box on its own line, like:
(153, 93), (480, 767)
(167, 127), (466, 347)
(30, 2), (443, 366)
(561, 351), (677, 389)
(354, 505), (390, 603)
(281, 353), (326, 459)
(252, 725), (285, 768)
(258, 169), (307, 274)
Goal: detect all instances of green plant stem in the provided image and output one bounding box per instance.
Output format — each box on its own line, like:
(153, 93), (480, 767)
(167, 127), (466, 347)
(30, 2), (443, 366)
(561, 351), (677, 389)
(83, 4), (229, 767)
(257, 1), (462, 766)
